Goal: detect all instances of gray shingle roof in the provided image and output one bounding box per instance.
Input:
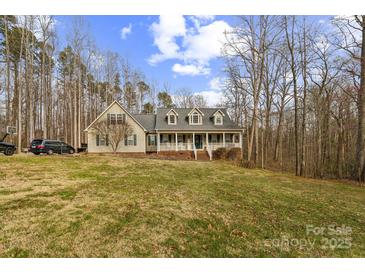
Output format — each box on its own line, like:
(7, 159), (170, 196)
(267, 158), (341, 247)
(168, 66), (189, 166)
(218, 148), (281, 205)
(154, 108), (242, 131)
(132, 114), (156, 132)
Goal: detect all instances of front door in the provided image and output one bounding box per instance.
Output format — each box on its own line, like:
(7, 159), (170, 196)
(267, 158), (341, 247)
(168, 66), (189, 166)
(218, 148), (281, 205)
(194, 134), (203, 149)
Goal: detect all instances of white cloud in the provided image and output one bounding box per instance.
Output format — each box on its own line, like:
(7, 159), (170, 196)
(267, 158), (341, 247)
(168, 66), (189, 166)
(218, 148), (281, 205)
(188, 15), (215, 29)
(183, 20), (231, 64)
(194, 90), (223, 107)
(209, 77), (224, 90)
(148, 16), (231, 76)
(148, 15), (186, 65)
(172, 63), (210, 76)
(120, 24), (132, 40)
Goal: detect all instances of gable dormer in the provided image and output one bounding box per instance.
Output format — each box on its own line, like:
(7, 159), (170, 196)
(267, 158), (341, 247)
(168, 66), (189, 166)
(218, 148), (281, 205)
(212, 109), (225, 125)
(166, 109), (178, 125)
(188, 108), (204, 125)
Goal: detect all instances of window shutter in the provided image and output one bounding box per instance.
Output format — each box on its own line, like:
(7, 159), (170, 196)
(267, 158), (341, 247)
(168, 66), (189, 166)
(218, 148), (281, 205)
(106, 134), (109, 146)
(123, 114), (126, 122)
(107, 114), (110, 125)
(125, 135), (128, 146)
(134, 134), (137, 146)
(96, 134), (100, 146)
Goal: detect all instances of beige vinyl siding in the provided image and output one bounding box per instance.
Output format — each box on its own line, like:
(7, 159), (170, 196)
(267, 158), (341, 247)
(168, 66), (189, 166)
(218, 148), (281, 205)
(87, 103), (146, 153)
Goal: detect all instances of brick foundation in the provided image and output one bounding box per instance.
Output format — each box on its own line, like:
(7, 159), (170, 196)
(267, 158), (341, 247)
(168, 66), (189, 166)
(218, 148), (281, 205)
(154, 150), (195, 160)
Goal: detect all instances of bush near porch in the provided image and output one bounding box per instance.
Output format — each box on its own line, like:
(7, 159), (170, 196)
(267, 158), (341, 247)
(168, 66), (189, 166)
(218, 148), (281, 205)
(213, 147), (242, 161)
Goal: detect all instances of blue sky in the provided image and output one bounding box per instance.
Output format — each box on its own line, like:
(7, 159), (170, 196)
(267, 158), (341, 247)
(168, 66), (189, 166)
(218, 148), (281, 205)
(54, 15), (330, 106)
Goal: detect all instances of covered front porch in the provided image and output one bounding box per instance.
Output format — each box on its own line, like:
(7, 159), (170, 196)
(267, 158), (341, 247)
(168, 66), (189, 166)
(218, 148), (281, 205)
(153, 132), (242, 152)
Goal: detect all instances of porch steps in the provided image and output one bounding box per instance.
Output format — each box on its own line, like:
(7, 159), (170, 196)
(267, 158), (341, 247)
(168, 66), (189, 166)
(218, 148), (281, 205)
(197, 150), (210, 161)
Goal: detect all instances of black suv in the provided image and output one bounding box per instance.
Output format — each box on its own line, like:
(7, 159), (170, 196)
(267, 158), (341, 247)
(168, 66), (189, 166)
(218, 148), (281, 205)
(0, 133), (16, 156)
(30, 139), (75, 155)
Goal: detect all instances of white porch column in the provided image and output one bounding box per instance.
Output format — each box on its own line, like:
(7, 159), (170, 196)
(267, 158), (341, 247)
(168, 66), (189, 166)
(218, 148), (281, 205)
(206, 132), (209, 149)
(192, 132), (195, 149)
(157, 133), (160, 152)
(239, 131), (242, 148)
(175, 133), (178, 151)
(223, 132), (225, 147)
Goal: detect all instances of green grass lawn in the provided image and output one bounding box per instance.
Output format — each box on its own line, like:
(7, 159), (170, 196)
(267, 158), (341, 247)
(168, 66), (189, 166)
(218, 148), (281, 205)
(0, 155), (364, 257)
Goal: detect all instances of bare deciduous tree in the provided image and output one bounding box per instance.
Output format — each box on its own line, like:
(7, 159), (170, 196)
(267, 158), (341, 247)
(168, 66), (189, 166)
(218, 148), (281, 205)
(92, 119), (133, 153)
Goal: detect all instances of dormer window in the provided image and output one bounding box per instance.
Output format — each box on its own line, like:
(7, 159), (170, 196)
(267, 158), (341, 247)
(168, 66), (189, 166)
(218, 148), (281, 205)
(188, 108), (204, 125)
(166, 109), (178, 125)
(169, 114), (176, 125)
(191, 112), (201, 124)
(212, 109), (225, 125)
(215, 114), (223, 125)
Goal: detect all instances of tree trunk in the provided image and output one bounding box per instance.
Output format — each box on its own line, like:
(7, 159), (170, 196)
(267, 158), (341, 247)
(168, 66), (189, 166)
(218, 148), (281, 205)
(356, 17), (365, 181)
(285, 16), (300, 176)
(300, 21), (307, 176)
(17, 23), (26, 153)
(4, 16), (11, 126)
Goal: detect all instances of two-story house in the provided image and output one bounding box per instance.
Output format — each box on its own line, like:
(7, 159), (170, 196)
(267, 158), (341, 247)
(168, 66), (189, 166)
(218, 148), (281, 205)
(85, 100), (243, 160)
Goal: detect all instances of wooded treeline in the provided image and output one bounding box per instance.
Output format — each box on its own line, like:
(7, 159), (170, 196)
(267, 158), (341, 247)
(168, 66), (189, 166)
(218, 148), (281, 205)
(222, 15), (365, 181)
(0, 16), (207, 153)
(1, 15), (365, 182)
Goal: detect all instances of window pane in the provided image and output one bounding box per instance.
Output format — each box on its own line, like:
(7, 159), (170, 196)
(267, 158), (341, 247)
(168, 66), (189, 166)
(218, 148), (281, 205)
(100, 136), (106, 146)
(117, 114), (124, 124)
(127, 135), (134, 145)
(169, 115), (175, 124)
(109, 114), (116, 125)
(216, 116), (222, 124)
(193, 115), (199, 124)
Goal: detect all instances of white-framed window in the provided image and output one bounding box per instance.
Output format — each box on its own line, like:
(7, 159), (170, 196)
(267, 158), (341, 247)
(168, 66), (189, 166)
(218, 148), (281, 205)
(96, 134), (108, 146)
(215, 114), (223, 125)
(117, 114), (126, 124)
(168, 114), (176, 125)
(125, 134), (137, 146)
(190, 111), (202, 125)
(108, 113), (126, 125)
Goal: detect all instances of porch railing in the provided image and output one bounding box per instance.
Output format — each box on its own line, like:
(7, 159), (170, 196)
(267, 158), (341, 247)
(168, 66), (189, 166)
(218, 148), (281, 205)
(158, 142), (240, 152)
(208, 142), (241, 151)
(159, 142), (193, 151)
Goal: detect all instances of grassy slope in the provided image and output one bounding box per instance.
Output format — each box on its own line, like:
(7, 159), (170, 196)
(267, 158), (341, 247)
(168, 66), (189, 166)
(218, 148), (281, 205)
(0, 155), (364, 257)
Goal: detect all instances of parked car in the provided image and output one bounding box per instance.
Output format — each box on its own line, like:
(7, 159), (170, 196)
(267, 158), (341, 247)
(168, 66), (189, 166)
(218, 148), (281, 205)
(0, 133), (16, 156)
(29, 139), (75, 155)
